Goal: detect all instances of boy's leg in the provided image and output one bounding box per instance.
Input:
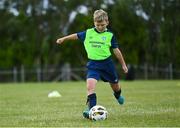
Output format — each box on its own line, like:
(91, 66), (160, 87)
(86, 78), (97, 108)
(83, 78), (97, 119)
(110, 83), (124, 105)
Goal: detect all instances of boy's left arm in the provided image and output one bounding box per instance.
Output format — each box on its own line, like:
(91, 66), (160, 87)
(113, 48), (128, 73)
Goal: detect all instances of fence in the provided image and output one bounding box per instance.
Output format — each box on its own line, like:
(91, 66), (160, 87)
(0, 63), (179, 82)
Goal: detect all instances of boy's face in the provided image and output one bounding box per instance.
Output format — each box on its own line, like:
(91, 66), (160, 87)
(94, 20), (109, 32)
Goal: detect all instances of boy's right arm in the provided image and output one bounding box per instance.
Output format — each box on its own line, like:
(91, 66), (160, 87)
(56, 33), (78, 44)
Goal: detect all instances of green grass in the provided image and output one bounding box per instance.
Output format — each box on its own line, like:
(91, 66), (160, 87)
(0, 80), (180, 127)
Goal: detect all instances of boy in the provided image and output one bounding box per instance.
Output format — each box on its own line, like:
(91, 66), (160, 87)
(56, 9), (128, 119)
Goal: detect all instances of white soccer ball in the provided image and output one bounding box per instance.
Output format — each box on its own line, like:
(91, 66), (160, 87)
(89, 105), (108, 121)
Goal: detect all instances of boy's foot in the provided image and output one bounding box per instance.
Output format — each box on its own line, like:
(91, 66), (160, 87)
(83, 109), (90, 119)
(117, 95), (125, 105)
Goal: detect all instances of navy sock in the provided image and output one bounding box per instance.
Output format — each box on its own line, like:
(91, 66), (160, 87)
(114, 89), (121, 99)
(86, 93), (97, 109)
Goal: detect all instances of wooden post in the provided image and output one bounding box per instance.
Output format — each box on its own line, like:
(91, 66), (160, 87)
(21, 65), (25, 82)
(13, 67), (17, 82)
(144, 63), (148, 80)
(37, 66), (41, 82)
(169, 63), (173, 80)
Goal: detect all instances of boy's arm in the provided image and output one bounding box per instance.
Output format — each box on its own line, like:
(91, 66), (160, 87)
(113, 48), (128, 73)
(56, 33), (78, 44)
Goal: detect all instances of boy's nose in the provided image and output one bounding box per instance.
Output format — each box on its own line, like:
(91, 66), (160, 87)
(98, 26), (103, 30)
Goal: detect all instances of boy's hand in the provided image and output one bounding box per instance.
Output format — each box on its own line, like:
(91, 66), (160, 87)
(56, 38), (64, 44)
(122, 65), (128, 73)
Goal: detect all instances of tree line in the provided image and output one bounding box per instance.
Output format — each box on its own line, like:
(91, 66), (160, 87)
(0, 0), (179, 71)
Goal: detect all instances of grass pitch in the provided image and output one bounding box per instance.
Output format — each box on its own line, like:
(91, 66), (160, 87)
(0, 80), (180, 127)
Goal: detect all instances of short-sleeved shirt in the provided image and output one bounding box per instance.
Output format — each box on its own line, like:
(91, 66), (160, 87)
(77, 28), (119, 49)
(76, 28), (120, 83)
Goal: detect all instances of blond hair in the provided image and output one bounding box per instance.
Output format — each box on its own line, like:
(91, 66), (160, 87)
(93, 9), (108, 22)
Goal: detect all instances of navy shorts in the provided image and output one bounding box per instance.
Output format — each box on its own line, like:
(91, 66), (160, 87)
(86, 57), (119, 84)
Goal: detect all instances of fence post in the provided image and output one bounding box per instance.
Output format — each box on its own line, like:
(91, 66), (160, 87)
(37, 66), (41, 82)
(21, 65), (25, 82)
(13, 67), (17, 82)
(61, 63), (71, 81)
(169, 63), (173, 80)
(144, 63), (148, 80)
